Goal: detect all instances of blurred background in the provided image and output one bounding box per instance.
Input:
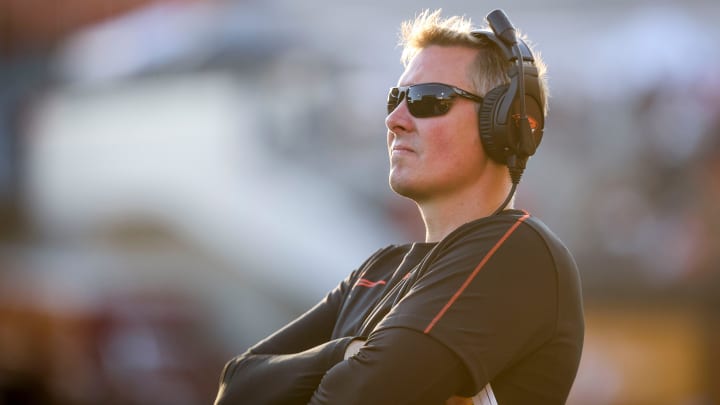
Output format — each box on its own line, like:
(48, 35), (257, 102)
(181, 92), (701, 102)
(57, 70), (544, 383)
(1, 0), (719, 404)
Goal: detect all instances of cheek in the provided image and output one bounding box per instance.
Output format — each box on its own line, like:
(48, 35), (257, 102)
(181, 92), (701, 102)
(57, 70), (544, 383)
(424, 118), (482, 165)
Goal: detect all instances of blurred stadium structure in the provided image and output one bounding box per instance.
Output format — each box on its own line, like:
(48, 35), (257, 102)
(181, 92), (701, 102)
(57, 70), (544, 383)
(1, 0), (719, 404)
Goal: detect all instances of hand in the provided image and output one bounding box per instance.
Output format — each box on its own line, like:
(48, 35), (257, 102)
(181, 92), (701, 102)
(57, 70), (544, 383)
(344, 338), (365, 360)
(447, 384), (496, 405)
(445, 396), (473, 405)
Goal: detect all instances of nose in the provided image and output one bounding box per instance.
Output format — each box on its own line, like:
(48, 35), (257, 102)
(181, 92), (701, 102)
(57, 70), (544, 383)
(385, 98), (413, 135)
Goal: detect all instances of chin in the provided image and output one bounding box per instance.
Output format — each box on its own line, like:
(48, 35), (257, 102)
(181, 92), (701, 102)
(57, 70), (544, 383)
(389, 178), (426, 202)
(389, 176), (410, 196)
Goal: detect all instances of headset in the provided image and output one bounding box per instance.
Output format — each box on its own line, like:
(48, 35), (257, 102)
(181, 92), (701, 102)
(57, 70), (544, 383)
(471, 10), (545, 213)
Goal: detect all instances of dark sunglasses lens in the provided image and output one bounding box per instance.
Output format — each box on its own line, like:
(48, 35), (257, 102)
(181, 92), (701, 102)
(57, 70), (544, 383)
(407, 84), (453, 118)
(386, 84), (458, 117)
(387, 87), (402, 114)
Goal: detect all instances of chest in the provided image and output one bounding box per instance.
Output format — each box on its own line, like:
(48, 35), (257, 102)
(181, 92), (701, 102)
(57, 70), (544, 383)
(331, 253), (420, 338)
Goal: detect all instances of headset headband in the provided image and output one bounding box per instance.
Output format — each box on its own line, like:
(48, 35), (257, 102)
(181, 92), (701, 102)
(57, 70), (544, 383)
(471, 30), (535, 63)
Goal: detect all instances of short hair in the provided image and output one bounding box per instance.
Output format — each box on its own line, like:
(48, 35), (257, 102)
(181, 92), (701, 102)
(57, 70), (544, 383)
(399, 9), (548, 115)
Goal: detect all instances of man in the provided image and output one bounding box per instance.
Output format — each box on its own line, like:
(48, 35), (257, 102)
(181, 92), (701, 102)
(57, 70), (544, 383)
(215, 9), (584, 405)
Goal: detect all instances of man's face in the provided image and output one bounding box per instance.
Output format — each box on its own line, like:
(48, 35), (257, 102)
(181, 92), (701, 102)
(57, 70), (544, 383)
(386, 45), (490, 203)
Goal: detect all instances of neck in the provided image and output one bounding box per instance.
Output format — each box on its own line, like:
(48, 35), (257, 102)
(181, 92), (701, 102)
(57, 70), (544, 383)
(418, 178), (513, 243)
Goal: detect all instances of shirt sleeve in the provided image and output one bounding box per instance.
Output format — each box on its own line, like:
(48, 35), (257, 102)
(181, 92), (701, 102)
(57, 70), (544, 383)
(374, 219), (559, 394)
(309, 327), (472, 405)
(214, 247), (395, 404)
(247, 246), (392, 355)
(215, 336), (355, 405)
(214, 273), (357, 405)
(247, 280), (351, 356)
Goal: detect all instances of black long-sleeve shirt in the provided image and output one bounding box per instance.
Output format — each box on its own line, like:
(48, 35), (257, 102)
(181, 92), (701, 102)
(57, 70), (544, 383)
(215, 210), (584, 405)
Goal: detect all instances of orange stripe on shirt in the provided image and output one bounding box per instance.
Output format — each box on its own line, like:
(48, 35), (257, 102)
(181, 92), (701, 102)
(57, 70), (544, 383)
(423, 214), (530, 334)
(356, 278), (387, 288)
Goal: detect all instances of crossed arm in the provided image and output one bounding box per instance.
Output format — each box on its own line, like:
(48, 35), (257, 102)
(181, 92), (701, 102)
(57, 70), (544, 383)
(214, 326), (472, 405)
(213, 281), (474, 405)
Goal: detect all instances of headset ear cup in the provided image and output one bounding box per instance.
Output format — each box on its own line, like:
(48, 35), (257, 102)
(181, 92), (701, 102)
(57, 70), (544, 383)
(478, 85), (509, 164)
(523, 94), (545, 154)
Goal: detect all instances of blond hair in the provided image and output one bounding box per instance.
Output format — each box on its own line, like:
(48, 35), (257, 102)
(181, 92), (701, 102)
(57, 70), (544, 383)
(399, 9), (548, 114)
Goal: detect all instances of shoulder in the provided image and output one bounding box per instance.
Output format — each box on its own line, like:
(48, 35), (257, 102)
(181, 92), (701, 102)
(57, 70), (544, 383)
(514, 214), (580, 280)
(519, 214), (574, 256)
(350, 243), (415, 280)
(361, 244), (415, 268)
(433, 210), (533, 258)
(444, 210), (573, 261)
(429, 210), (579, 283)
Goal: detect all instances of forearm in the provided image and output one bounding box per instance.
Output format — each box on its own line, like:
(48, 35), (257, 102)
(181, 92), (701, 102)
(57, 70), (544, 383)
(215, 336), (355, 405)
(309, 328), (471, 405)
(248, 293), (346, 355)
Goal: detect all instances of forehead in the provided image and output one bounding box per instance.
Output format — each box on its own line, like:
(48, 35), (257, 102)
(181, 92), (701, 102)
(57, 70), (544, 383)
(398, 45), (478, 89)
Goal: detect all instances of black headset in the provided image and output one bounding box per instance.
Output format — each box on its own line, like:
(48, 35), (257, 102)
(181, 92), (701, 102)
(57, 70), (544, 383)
(471, 10), (545, 187)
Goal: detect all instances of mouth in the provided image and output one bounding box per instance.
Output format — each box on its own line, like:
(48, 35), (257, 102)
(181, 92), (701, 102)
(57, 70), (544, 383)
(391, 144), (414, 155)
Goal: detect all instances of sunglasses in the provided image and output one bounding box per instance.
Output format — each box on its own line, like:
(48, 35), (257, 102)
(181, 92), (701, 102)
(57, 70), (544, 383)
(387, 82), (484, 118)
